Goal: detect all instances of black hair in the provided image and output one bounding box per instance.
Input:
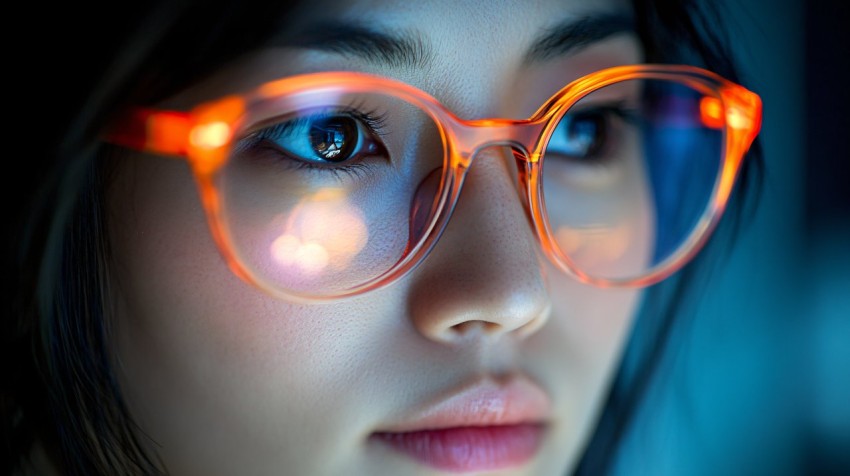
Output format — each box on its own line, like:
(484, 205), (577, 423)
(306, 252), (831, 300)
(2, 1), (761, 474)
(576, 1), (763, 473)
(4, 3), (299, 474)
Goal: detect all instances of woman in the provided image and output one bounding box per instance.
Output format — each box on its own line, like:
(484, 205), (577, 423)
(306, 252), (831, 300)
(3, 0), (762, 474)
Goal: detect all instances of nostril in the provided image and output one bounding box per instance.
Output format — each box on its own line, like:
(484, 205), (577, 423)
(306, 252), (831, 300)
(451, 320), (503, 336)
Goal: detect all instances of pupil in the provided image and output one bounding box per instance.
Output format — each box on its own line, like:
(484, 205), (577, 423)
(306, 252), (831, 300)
(567, 113), (604, 157)
(309, 117), (356, 162)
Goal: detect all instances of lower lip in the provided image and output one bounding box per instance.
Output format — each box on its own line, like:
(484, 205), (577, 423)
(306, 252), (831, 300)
(372, 423), (545, 472)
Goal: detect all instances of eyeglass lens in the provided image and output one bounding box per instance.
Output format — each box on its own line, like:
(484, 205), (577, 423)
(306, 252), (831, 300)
(219, 91), (445, 295)
(542, 79), (722, 280)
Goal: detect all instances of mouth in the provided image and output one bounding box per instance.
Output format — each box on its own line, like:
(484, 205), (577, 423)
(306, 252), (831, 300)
(370, 376), (551, 472)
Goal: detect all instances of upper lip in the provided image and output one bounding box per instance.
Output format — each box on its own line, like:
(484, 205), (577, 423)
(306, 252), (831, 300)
(375, 375), (552, 433)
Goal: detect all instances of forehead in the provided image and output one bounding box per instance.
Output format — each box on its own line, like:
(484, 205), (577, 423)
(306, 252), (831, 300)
(284, 0), (634, 65)
(289, 0), (632, 28)
(160, 0), (638, 112)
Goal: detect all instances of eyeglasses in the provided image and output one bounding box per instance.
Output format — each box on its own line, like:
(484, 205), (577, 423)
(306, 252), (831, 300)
(107, 64), (761, 303)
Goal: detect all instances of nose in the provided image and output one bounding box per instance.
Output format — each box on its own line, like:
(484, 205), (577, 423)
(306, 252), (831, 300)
(406, 147), (551, 345)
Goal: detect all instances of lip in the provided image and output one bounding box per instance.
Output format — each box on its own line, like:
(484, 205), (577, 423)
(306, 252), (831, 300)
(371, 376), (552, 472)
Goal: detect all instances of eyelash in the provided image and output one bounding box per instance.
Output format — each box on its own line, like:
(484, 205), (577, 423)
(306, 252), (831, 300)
(239, 104), (391, 178)
(257, 106), (390, 140)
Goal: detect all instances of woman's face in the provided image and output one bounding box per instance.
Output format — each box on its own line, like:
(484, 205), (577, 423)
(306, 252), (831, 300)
(108, 0), (644, 474)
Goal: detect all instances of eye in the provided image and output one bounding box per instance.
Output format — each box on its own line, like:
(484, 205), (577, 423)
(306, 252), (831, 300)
(547, 109), (610, 160)
(306, 116), (359, 162)
(252, 111), (387, 166)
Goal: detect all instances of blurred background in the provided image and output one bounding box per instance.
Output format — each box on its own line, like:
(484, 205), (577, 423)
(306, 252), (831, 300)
(612, 0), (850, 474)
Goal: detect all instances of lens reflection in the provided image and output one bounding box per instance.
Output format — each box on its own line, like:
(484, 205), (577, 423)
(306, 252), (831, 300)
(269, 188), (369, 275)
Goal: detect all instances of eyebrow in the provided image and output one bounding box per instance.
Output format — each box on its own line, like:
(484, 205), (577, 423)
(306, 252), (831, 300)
(524, 12), (635, 64)
(283, 11), (634, 69)
(286, 24), (433, 69)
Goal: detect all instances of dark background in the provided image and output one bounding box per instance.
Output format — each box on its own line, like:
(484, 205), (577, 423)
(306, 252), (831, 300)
(804, 1), (849, 474)
(806, 0), (850, 231)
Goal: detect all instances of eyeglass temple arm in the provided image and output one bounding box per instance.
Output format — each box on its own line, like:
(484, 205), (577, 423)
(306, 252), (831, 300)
(722, 84), (762, 157)
(105, 93), (246, 159)
(712, 84), (762, 201)
(105, 108), (193, 156)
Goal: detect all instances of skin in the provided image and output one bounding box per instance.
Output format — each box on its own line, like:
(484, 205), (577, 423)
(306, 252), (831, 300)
(108, 0), (646, 474)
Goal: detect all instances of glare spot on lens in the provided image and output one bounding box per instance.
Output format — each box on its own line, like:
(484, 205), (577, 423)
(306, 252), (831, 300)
(270, 235), (329, 275)
(271, 234), (301, 265)
(555, 223), (631, 267)
(268, 188), (369, 277)
(296, 242), (330, 274)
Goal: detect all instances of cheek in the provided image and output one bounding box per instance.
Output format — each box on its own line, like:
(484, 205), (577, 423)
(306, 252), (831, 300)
(523, 271), (641, 465)
(541, 278), (639, 372)
(107, 155), (396, 474)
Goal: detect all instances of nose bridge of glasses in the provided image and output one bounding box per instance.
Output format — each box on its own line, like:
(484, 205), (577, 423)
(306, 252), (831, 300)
(449, 119), (545, 167)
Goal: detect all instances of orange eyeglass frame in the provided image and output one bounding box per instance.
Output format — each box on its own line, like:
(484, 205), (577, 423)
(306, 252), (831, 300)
(106, 64), (762, 303)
